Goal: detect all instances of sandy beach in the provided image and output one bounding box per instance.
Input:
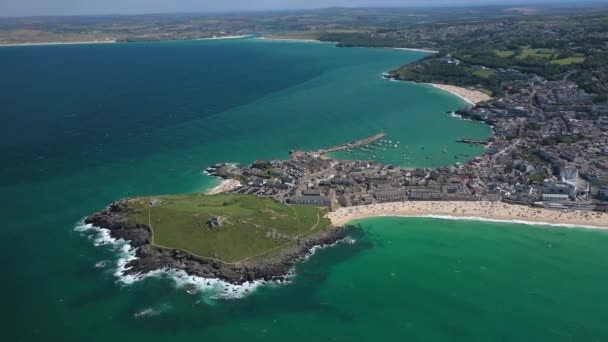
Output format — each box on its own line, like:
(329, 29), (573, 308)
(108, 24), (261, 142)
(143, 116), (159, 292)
(326, 201), (608, 229)
(2, 35), (247, 47)
(256, 36), (321, 43)
(429, 83), (492, 105)
(196, 35), (250, 40)
(393, 47), (439, 53)
(0, 40), (116, 47)
(207, 179), (242, 195)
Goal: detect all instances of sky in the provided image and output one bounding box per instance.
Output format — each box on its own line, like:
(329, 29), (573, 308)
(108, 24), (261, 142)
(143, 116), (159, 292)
(0, 0), (604, 17)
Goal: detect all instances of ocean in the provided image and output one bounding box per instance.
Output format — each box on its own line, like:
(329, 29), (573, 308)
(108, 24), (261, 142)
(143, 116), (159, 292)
(1, 38), (607, 341)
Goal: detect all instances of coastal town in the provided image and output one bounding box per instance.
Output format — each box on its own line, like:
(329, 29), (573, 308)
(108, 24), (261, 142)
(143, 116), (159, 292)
(9, 1), (608, 340)
(207, 65), (608, 218)
(82, 8), (608, 289)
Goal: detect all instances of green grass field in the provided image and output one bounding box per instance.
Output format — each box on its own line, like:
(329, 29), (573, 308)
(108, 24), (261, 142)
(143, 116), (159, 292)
(493, 47), (585, 65)
(265, 29), (368, 40)
(494, 50), (515, 58)
(550, 56), (585, 65)
(516, 48), (555, 59)
(125, 194), (331, 263)
(473, 69), (495, 78)
(264, 30), (322, 39)
(495, 48), (554, 60)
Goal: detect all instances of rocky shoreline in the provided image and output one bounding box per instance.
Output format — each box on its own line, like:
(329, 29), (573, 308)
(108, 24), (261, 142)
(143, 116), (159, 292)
(85, 201), (348, 284)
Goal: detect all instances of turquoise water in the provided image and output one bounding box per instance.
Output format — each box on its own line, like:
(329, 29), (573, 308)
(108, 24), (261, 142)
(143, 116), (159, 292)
(2, 39), (607, 341)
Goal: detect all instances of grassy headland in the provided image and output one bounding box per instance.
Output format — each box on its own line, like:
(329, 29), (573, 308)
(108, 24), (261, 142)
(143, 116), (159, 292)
(123, 194), (331, 263)
(86, 193), (342, 283)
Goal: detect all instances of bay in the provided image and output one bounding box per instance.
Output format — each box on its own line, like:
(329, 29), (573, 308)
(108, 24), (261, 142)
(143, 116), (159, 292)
(2, 38), (605, 341)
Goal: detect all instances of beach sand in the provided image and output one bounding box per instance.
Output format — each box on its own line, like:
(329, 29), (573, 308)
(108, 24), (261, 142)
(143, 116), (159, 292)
(0, 40), (117, 47)
(393, 47), (439, 53)
(326, 201), (608, 229)
(256, 36), (321, 43)
(429, 83), (492, 105)
(207, 179), (242, 195)
(196, 35), (250, 40)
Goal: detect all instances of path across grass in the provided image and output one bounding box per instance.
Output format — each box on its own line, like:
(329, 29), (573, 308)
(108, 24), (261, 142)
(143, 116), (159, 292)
(125, 193), (331, 264)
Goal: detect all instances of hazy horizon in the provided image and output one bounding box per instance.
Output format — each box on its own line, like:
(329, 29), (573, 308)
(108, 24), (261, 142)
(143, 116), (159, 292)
(1, 0), (608, 17)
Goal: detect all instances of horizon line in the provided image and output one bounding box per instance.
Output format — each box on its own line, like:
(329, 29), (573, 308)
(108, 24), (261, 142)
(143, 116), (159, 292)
(2, 2), (608, 20)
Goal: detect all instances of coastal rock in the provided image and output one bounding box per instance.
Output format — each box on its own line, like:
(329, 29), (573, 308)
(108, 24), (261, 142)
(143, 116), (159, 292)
(207, 216), (226, 229)
(125, 226), (348, 284)
(84, 201), (151, 247)
(85, 201), (348, 284)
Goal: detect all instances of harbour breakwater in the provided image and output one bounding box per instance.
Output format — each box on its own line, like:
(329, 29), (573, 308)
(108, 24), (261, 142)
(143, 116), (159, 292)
(309, 132), (387, 155)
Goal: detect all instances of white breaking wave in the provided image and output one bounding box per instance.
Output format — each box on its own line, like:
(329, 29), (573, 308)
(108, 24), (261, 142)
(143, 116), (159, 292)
(144, 269), (267, 300)
(407, 214), (608, 230)
(74, 220), (139, 281)
(114, 243), (139, 284)
(133, 308), (161, 319)
(139, 236), (357, 300)
(95, 260), (110, 268)
(301, 236), (355, 262)
(133, 303), (173, 319)
(447, 111), (470, 121)
(76, 217), (268, 299)
(75, 219), (357, 300)
(74, 221), (94, 232)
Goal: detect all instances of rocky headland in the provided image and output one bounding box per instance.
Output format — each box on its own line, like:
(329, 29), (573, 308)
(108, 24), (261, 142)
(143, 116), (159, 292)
(85, 200), (347, 284)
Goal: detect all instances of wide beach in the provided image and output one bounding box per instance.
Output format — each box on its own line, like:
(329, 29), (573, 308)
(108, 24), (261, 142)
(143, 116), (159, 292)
(0, 40), (116, 47)
(393, 47), (439, 53)
(327, 201), (608, 228)
(256, 36), (322, 42)
(196, 35), (250, 40)
(429, 83), (492, 105)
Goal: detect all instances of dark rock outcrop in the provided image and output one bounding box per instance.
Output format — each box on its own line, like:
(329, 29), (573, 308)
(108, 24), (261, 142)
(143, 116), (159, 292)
(84, 201), (151, 247)
(85, 201), (347, 284)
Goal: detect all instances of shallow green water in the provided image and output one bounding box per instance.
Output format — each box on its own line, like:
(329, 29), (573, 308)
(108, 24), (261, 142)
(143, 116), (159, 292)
(2, 39), (606, 341)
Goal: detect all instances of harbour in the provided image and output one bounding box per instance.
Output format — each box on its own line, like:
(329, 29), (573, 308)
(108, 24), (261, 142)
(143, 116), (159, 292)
(457, 138), (490, 145)
(310, 132), (387, 155)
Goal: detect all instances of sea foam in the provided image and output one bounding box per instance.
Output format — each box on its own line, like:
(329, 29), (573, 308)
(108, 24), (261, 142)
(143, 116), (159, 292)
(75, 219), (357, 299)
(74, 220), (139, 280)
(76, 218), (267, 299)
(411, 214), (608, 230)
(142, 236), (356, 300)
(447, 111), (471, 121)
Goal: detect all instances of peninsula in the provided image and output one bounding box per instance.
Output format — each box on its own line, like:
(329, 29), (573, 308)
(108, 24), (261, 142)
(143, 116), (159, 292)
(87, 94), (608, 282)
(86, 194), (346, 284)
(82, 5), (608, 284)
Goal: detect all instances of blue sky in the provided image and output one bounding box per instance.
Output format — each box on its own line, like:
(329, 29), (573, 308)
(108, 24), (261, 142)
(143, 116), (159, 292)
(0, 0), (603, 17)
